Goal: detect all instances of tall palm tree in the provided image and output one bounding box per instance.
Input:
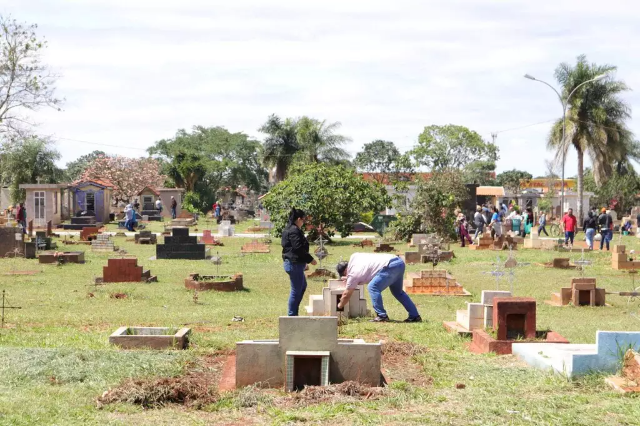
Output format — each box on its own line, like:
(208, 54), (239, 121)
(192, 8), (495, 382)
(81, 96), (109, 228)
(259, 114), (300, 182)
(547, 55), (634, 221)
(296, 116), (351, 164)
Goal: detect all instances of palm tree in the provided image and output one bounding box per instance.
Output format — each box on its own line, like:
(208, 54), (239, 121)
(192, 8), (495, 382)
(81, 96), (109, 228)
(296, 116), (351, 164)
(547, 55), (634, 221)
(259, 114), (300, 182)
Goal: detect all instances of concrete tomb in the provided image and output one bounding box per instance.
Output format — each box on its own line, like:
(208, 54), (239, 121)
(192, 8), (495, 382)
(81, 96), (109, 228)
(39, 251), (85, 264)
(156, 227), (207, 260)
(240, 240), (270, 254)
(63, 211), (100, 231)
(134, 230), (157, 245)
(443, 290), (512, 335)
(218, 220), (235, 237)
(305, 279), (369, 318)
(471, 233), (518, 251)
(374, 243), (394, 253)
(184, 273), (243, 291)
(109, 326), (190, 349)
(469, 297), (569, 355)
(99, 258), (156, 283)
(34, 231), (55, 250)
(91, 234), (118, 252)
(611, 245), (640, 270)
(0, 227), (25, 258)
(236, 316), (381, 391)
(513, 330), (640, 379)
(546, 277), (606, 307)
(524, 229), (563, 249)
(403, 270), (470, 296)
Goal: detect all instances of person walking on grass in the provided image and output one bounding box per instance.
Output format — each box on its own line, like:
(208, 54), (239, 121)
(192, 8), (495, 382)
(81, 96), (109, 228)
(124, 204), (135, 232)
(562, 208), (578, 246)
(538, 211), (549, 236)
(490, 205), (502, 240)
(598, 207), (614, 251)
(583, 211), (597, 250)
(473, 205), (486, 240)
(457, 213), (473, 247)
(170, 196), (177, 219)
(281, 208), (316, 316)
(336, 253), (421, 323)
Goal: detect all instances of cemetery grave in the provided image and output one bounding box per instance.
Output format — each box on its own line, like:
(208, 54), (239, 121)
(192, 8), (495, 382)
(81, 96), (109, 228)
(156, 227), (207, 260)
(546, 278), (606, 307)
(109, 326), (191, 349)
(184, 273), (243, 291)
(403, 269), (470, 296)
(91, 234), (119, 252)
(305, 279), (369, 318)
(38, 251), (85, 264)
(611, 245), (640, 270)
(4, 220), (640, 425)
(240, 240), (270, 253)
(134, 230), (157, 245)
(199, 230), (223, 245)
(97, 258), (157, 283)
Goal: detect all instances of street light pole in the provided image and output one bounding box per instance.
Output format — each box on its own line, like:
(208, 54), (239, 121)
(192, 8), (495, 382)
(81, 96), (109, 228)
(524, 73), (607, 219)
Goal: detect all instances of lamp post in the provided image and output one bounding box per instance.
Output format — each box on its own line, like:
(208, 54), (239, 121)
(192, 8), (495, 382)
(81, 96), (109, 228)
(524, 73), (607, 219)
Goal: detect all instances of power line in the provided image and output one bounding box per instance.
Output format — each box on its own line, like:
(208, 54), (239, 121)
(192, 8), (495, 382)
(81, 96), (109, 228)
(54, 137), (150, 151)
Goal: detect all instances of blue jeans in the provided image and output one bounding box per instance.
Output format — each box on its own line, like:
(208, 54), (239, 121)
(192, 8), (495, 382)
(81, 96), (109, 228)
(538, 225), (549, 236)
(284, 260), (307, 316)
(600, 230), (611, 250)
(565, 231), (575, 244)
(585, 228), (595, 249)
(473, 223), (484, 239)
(171, 207), (177, 219)
(367, 257), (420, 319)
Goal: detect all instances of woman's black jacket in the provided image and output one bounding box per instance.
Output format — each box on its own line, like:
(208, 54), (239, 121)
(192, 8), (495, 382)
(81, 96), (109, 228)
(281, 224), (314, 264)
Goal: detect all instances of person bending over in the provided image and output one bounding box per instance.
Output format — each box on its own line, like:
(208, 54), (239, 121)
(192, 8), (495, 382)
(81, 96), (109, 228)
(281, 208), (316, 316)
(336, 253), (421, 323)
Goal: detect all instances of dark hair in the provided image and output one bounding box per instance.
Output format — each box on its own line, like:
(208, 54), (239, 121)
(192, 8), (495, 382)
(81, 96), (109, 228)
(287, 208), (306, 226)
(336, 261), (348, 277)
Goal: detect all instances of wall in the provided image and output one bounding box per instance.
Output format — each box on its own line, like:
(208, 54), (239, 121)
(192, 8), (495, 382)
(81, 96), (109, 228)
(158, 189), (184, 218)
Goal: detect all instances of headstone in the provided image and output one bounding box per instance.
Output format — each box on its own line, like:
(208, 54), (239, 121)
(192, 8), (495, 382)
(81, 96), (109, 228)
(156, 227), (206, 260)
(0, 227), (25, 258)
(46, 220), (52, 237)
(91, 234), (118, 252)
(134, 230), (157, 245)
(100, 258), (155, 282)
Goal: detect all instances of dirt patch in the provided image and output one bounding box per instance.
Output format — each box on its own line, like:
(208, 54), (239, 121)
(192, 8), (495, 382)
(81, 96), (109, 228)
(382, 341), (432, 387)
(110, 293), (128, 299)
(286, 381), (385, 405)
(98, 354), (223, 409)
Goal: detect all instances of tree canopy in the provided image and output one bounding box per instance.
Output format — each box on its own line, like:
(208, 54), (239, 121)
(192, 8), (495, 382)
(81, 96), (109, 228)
(64, 150), (106, 181)
(412, 124), (498, 171)
(0, 15), (62, 136)
(0, 136), (63, 202)
(262, 163), (390, 238)
(496, 169), (533, 197)
(148, 126), (267, 212)
(548, 54), (636, 219)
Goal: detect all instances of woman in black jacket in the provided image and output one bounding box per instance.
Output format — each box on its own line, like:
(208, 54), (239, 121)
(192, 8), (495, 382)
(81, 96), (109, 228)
(281, 208), (317, 316)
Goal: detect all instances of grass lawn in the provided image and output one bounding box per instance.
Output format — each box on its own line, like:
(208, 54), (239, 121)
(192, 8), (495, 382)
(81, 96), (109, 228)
(1, 230), (639, 425)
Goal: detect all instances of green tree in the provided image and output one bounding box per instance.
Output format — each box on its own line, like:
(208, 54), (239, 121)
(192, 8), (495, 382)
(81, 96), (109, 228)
(464, 160), (497, 185)
(262, 163), (390, 237)
(548, 54), (637, 221)
(295, 116), (351, 164)
(354, 140), (414, 181)
(148, 126), (267, 212)
(584, 168), (640, 215)
(0, 15), (63, 135)
(496, 169), (533, 199)
(391, 172), (469, 241)
(412, 124), (498, 171)
(0, 136), (63, 202)
(64, 150), (105, 181)
(260, 114), (300, 182)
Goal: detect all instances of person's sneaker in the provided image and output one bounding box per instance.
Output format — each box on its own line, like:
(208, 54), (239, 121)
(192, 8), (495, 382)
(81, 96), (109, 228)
(404, 316), (422, 323)
(369, 315), (389, 322)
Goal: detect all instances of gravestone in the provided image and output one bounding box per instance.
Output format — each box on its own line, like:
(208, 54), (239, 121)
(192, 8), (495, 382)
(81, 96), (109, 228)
(27, 220), (33, 237)
(0, 227), (25, 258)
(100, 258), (156, 283)
(305, 279), (369, 318)
(80, 227), (101, 241)
(46, 220), (52, 237)
(91, 234), (118, 252)
(156, 227), (206, 260)
(547, 278), (606, 307)
(134, 230), (157, 245)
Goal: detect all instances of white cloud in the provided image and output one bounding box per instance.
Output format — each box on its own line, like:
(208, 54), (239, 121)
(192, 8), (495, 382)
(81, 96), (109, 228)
(5, 0), (640, 177)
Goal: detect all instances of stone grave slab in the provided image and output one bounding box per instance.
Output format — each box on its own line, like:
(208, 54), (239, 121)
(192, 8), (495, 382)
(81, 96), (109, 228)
(305, 279), (369, 318)
(91, 234), (118, 252)
(109, 326), (190, 349)
(443, 290), (512, 335)
(184, 273), (243, 291)
(39, 251), (85, 264)
(156, 227), (207, 260)
(513, 331), (640, 378)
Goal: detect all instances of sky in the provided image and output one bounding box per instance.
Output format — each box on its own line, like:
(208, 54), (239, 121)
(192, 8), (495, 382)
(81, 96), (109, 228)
(5, 0), (640, 177)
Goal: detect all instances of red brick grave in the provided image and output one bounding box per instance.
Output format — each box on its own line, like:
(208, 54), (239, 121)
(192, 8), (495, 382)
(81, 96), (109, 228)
(374, 243), (394, 253)
(80, 227), (101, 242)
(200, 230), (223, 246)
(184, 273), (243, 291)
(98, 258), (157, 283)
(469, 297), (568, 355)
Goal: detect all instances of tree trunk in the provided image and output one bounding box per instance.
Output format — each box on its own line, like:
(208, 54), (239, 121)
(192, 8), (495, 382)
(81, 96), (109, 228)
(577, 149), (584, 223)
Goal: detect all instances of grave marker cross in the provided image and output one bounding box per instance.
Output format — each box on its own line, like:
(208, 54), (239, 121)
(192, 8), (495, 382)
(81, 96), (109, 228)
(1, 290), (21, 328)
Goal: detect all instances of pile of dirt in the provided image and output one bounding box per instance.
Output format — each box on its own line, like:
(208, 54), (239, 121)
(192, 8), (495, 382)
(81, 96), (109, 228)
(289, 381), (385, 404)
(97, 372), (219, 409)
(109, 293), (128, 299)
